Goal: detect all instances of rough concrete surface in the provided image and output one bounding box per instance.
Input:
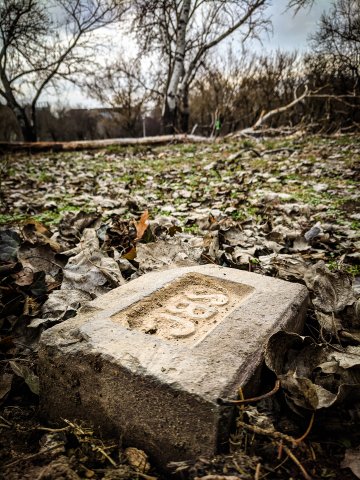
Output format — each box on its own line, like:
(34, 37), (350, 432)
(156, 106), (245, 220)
(39, 265), (308, 469)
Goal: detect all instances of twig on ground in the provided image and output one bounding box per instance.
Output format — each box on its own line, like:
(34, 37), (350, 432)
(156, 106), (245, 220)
(261, 147), (296, 156)
(36, 426), (70, 433)
(218, 380), (280, 405)
(295, 413), (315, 444)
(1, 445), (61, 469)
(236, 420), (298, 447)
(0, 416), (12, 427)
(282, 444), (312, 480)
(255, 462), (261, 480)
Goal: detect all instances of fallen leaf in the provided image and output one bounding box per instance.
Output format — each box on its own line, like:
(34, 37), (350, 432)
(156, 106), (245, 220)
(0, 230), (21, 263)
(134, 210), (150, 242)
(304, 261), (356, 313)
(304, 222), (322, 241)
(293, 236), (310, 252)
(59, 211), (101, 241)
(342, 446), (360, 478)
(18, 243), (63, 280)
(0, 373), (13, 401)
(259, 253), (308, 281)
(9, 361), (39, 395)
(136, 239), (200, 273)
(265, 331), (360, 411)
(12, 267), (34, 286)
(28, 289), (91, 329)
(122, 246), (137, 260)
(22, 220), (61, 252)
(61, 228), (124, 296)
(125, 447), (150, 473)
(30, 271), (48, 297)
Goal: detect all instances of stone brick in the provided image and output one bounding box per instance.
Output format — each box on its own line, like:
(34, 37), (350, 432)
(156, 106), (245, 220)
(39, 265), (308, 468)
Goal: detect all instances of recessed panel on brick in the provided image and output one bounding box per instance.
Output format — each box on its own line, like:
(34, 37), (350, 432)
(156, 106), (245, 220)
(112, 273), (254, 345)
(39, 265), (308, 469)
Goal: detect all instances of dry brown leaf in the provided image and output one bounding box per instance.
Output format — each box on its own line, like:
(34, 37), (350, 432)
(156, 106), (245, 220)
(124, 447), (150, 473)
(0, 373), (13, 401)
(9, 361), (39, 395)
(13, 267), (34, 286)
(134, 210), (149, 242)
(22, 219), (61, 252)
(342, 446), (360, 478)
(122, 246), (137, 260)
(23, 219), (51, 237)
(265, 331), (360, 411)
(304, 261), (356, 313)
(61, 228), (124, 296)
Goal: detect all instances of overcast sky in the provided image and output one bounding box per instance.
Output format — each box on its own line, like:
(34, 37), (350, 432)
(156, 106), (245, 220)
(43, 0), (330, 108)
(264, 0), (329, 51)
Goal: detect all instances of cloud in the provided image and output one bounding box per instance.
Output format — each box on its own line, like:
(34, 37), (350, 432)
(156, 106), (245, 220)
(265, 0), (330, 51)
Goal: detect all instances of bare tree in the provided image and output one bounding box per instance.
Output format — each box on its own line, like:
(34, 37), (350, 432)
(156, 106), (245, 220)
(0, 0), (126, 141)
(311, 0), (360, 82)
(85, 57), (160, 137)
(131, 0), (270, 133)
(190, 49), (302, 135)
(296, 0), (360, 131)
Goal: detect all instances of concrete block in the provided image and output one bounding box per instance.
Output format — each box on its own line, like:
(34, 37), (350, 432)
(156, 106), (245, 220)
(39, 265), (308, 468)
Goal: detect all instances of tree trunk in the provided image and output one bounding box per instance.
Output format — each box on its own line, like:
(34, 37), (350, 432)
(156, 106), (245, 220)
(179, 85), (190, 133)
(162, 100), (177, 134)
(11, 104), (37, 141)
(162, 0), (191, 133)
(1, 71), (38, 141)
(20, 123), (37, 142)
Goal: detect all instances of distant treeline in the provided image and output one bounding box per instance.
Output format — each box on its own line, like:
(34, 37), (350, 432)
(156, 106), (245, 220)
(0, 106), (162, 142)
(2, 50), (359, 142)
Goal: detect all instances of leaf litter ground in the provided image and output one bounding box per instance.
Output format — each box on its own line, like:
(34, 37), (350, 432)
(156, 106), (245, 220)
(0, 134), (359, 479)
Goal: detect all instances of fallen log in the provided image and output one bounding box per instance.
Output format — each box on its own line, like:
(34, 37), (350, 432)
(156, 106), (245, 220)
(0, 134), (212, 154)
(230, 85), (309, 138)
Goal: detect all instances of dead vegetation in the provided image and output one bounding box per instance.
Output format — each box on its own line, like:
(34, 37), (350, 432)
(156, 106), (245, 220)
(0, 134), (359, 479)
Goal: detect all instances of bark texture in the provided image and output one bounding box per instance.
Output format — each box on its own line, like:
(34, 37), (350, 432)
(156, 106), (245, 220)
(163, 0), (191, 133)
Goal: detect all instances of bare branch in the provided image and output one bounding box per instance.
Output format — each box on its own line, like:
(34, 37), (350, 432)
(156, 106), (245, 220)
(0, 0), (127, 140)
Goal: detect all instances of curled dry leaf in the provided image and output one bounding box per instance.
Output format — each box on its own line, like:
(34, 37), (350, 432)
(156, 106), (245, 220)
(22, 220), (61, 252)
(124, 447), (150, 473)
(304, 222), (322, 241)
(9, 361), (39, 395)
(341, 446), (360, 479)
(0, 373), (13, 401)
(265, 331), (360, 411)
(316, 308), (360, 344)
(134, 210), (150, 242)
(0, 230), (21, 263)
(59, 211), (101, 241)
(304, 261), (356, 313)
(259, 253), (308, 282)
(17, 243), (63, 280)
(101, 216), (137, 255)
(61, 228), (124, 296)
(28, 289), (91, 329)
(136, 239), (201, 273)
(292, 236), (310, 252)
